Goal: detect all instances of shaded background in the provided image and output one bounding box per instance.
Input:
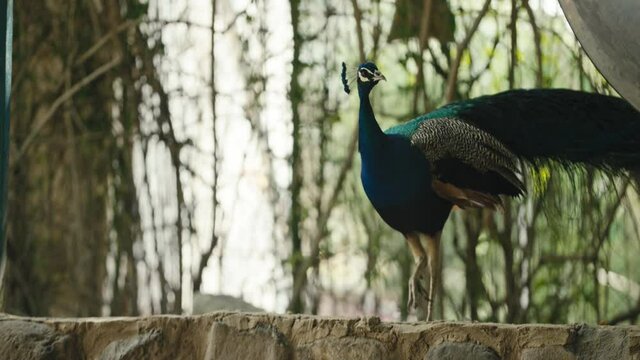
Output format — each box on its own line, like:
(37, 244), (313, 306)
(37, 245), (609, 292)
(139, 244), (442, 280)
(3, 0), (640, 324)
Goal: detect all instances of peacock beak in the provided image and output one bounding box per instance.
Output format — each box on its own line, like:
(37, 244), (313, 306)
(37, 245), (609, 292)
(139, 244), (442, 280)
(373, 73), (386, 82)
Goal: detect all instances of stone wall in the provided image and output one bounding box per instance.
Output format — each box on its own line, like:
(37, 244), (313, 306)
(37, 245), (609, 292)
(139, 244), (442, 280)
(0, 312), (639, 359)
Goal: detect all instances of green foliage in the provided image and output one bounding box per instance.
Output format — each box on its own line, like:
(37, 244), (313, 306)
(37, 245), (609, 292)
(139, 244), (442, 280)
(127, 2), (148, 20)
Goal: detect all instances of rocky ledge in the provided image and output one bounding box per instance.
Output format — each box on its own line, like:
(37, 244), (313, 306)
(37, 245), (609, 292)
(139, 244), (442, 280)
(0, 312), (639, 359)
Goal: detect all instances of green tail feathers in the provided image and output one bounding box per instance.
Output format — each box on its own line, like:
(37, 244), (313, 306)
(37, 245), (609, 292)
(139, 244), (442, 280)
(449, 89), (640, 175)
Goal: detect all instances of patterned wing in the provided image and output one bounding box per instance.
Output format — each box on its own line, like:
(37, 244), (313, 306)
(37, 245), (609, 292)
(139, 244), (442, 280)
(411, 117), (525, 209)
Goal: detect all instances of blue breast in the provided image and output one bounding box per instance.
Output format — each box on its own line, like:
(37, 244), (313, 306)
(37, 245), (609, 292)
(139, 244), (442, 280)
(360, 135), (451, 234)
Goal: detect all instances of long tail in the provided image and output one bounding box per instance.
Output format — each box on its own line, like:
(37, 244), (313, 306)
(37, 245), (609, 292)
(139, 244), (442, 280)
(455, 89), (640, 175)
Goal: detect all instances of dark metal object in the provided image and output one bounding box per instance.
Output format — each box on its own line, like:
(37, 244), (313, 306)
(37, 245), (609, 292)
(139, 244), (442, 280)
(0, 0), (12, 283)
(559, 0), (640, 111)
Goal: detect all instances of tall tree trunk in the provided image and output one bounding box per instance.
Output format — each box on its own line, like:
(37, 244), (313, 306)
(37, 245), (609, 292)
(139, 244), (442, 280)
(288, 0), (305, 313)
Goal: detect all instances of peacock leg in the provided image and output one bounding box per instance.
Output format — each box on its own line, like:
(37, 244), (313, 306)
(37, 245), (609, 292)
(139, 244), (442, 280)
(405, 233), (428, 315)
(408, 256), (428, 311)
(421, 232), (441, 322)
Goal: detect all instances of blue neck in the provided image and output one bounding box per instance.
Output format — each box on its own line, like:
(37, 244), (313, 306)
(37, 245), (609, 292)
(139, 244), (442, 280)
(358, 87), (385, 156)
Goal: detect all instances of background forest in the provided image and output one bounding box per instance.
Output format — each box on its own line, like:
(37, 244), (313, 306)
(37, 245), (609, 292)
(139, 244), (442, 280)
(3, 0), (640, 324)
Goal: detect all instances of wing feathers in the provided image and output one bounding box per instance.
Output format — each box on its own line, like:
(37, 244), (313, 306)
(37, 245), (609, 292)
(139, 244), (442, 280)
(411, 116), (525, 197)
(432, 179), (504, 210)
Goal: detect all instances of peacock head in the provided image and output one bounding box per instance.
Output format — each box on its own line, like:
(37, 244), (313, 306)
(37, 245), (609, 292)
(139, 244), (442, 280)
(341, 61), (386, 96)
(356, 62), (386, 95)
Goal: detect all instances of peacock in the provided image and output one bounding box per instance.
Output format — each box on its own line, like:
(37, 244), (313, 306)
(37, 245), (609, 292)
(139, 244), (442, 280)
(342, 61), (640, 321)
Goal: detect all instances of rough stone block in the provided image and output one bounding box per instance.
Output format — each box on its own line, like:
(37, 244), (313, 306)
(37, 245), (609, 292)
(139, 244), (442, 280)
(521, 346), (575, 360)
(0, 320), (73, 360)
(204, 321), (290, 360)
(296, 337), (388, 360)
(426, 342), (499, 360)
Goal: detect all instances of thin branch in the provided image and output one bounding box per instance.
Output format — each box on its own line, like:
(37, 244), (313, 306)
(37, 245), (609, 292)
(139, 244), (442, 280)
(291, 126), (358, 301)
(594, 179), (629, 255)
(12, 55), (122, 166)
(523, 0), (543, 87)
(194, 0), (220, 292)
(539, 254), (595, 265)
(444, 0), (492, 102)
(607, 303), (640, 325)
(412, 0), (434, 114)
(350, 0), (365, 62)
(147, 11), (245, 34)
(508, 0), (519, 89)
(75, 20), (138, 66)
(427, 44), (449, 80)
(464, 27), (500, 91)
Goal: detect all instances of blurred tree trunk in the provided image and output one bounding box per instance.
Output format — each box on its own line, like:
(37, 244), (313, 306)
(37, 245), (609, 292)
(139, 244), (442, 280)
(4, 0), (172, 316)
(6, 0), (114, 316)
(288, 0), (305, 313)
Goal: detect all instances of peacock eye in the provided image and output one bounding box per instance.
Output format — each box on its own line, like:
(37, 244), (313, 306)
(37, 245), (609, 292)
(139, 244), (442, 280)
(358, 69), (370, 82)
(358, 68), (374, 82)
